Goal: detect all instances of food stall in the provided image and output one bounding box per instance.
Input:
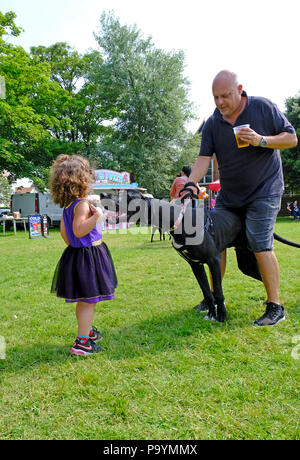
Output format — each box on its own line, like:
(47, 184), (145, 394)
(90, 169), (145, 230)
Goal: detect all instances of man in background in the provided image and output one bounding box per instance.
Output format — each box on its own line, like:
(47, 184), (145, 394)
(170, 166), (191, 200)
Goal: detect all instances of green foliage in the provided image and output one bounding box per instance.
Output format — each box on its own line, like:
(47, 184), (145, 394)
(171, 132), (201, 177)
(30, 43), (117, 151)
(282, 94), (300, 193)
(0, 10), (23, 38)
(0, 40), (67, 181)
(0, 10), (196, 194)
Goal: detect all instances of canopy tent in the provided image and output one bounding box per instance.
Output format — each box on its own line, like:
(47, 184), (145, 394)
(208, 180), (221, 192)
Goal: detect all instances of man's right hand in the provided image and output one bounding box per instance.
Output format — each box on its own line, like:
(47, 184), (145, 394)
(179, 182), (200, 201)
(178, 156), (211, 201)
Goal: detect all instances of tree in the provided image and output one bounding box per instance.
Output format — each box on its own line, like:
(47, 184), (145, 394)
(171, 132), (201, 177)
(30, 43), (118, 153)
(0, 9), (195, 195)
(0, 10), (23, 38)
(0, 40), (68, 183)
(0, 11), (69, 185)
(0, 13), (118, 186)
(282, 94), (300, 194)
(93, 12), (195, 196)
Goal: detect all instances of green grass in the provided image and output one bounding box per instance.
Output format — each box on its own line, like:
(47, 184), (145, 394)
(0, 218), (299, 440)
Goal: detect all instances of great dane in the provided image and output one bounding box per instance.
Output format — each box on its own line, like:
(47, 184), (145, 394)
(101, 188), (299, 323)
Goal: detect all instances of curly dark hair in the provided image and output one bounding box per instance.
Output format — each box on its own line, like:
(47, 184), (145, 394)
(49, 154), (95, 208)
(181, 166), (191, 177)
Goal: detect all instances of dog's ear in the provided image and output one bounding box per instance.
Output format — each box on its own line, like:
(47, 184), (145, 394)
(235, 247), (262, 281)
(128, 190), (143, 200)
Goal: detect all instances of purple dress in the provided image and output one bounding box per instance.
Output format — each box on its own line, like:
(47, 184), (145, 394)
(51, 199), (117, 303)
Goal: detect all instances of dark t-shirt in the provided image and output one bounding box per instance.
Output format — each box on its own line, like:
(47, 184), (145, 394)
(199, 92), (295, 207)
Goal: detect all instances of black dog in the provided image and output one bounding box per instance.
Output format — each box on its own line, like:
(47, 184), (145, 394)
(103, 189), (299, 322)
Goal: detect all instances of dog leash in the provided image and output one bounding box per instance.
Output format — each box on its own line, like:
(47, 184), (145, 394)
(170, 200), (189, 232)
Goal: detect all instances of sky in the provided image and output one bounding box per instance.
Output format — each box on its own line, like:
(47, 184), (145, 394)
(2, 0), (300, 134)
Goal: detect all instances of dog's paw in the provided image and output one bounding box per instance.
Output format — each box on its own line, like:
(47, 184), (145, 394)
(217, 307), (227, 323)
(194, 299), (209, 312)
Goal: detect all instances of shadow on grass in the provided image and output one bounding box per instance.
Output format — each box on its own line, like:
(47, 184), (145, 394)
(104, 307), (228, 361)
(0, 308), (231, 372)
(0, 344), (71, 373)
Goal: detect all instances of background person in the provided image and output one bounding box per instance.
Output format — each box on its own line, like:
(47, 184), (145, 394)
(287, 199), (300, 220)
(185, 70), (298, 326)
(210, 197), (216, 210)
(170, 166), (191, 200)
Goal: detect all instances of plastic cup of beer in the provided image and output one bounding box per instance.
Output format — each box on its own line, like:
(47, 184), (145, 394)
(233, 124), (250, 148)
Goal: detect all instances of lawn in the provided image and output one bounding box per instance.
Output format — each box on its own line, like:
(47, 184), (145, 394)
(0, 218), (299, 440)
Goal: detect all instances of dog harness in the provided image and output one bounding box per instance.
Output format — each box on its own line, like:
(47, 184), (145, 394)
(171, 212), (214, 264)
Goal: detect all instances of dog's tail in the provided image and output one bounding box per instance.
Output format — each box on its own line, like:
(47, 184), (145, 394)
(274, 233), (300, 248)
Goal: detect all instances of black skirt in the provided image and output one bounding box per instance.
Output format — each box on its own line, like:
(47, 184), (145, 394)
(51, 242), (117, 303)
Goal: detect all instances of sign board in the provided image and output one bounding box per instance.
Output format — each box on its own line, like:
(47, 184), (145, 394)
(28, 215), (43, 238)
(93, 169), (138, 190)
(28, 214), (51, 238)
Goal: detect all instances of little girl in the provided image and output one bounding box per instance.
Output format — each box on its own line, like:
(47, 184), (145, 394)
(50, 154), (117, 356)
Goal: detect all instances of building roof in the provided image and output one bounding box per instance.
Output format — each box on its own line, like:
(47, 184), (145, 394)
(15, 187), (35, 194)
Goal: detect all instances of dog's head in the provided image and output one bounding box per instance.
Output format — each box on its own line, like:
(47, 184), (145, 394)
(100, 190), (151, 226)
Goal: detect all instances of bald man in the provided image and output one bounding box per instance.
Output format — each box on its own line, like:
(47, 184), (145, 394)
(188, 70), (298, 326)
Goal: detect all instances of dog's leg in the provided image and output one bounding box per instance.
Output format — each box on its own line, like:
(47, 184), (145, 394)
(151, 226), (156, 243)
(207, 256), (227, 322)
(189, 262), (217, 320)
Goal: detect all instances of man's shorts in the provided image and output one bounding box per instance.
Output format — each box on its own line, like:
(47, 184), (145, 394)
(214, 195), (282, 253)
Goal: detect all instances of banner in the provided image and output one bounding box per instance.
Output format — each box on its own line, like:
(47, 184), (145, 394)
(28, 215), (43, 238)
(93, 169), (138, 189)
